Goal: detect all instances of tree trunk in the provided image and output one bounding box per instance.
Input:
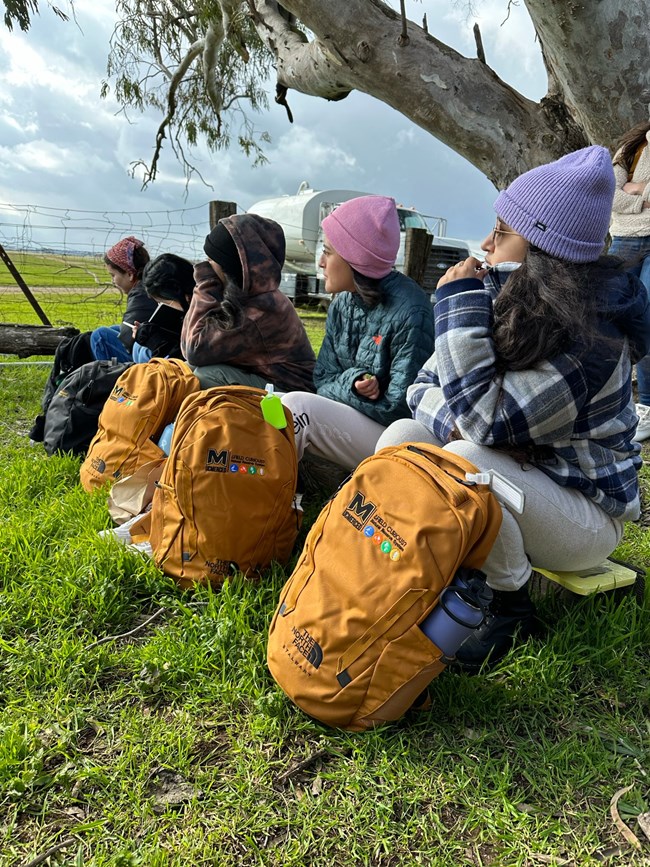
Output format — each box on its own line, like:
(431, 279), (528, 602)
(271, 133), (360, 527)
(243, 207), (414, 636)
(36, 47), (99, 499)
(0, 324), (80, 358)
(524, 0), (650, 146)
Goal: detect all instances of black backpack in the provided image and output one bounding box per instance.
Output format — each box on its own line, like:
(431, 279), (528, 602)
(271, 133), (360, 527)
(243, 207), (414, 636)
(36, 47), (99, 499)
(30, 331), (95, 443)
(43, 360), (132, 456)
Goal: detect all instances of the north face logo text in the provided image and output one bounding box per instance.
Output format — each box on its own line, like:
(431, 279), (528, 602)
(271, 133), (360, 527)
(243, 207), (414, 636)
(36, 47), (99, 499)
(291, 626), (323, 669)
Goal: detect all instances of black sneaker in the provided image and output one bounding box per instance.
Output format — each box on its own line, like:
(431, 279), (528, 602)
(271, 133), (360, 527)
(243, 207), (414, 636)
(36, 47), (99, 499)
(453, 582), (540, 672)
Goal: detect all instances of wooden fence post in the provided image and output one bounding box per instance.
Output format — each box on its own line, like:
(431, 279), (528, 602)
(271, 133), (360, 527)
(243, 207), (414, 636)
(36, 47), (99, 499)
(403, 228), (432, 287)
(0, 243), (51, 326)
(209, 201), (237, 229)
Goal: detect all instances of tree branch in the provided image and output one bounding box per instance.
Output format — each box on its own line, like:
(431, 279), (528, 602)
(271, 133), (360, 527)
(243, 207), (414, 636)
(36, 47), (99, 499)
(523, 0), (650, 144)
(143, 36), (205, 186)
(250, 0), (351, 101)
(203, 20), (225, 115)
(255, 0), (551, 186)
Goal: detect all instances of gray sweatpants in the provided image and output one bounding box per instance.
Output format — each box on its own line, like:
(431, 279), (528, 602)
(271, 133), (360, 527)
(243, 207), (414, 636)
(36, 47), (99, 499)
(281, 392), (386, 470)
(376, 418), (625, 592)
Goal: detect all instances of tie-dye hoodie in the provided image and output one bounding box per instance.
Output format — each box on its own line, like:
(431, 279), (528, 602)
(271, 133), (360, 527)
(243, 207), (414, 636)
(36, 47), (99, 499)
(181, 214), (316, 392)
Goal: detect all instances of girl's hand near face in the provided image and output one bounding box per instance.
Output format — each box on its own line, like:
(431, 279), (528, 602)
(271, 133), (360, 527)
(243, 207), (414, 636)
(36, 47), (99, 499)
(437, 257), (487, 289)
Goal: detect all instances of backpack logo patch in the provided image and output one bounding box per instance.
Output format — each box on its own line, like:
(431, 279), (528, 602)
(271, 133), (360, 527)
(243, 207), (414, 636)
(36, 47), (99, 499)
(343, 489), (406, 561)
(110, 385), (135, 406)
(206, 448), (266, 475)
(291, 626), (323, 669)
(343, 491), (376, 529)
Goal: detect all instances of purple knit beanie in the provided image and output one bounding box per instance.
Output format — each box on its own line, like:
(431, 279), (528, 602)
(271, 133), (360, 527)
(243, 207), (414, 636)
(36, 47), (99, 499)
(321, 195), (400, 278)
(494, 145), (615, 263)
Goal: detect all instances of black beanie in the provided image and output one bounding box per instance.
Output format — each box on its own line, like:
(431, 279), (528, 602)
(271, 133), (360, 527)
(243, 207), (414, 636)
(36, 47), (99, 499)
(204, 222), (243, 287)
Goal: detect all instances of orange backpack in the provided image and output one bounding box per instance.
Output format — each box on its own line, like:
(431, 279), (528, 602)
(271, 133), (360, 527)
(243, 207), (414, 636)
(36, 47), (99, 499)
(130, 386), (301, 588)
(267, 443), (502, 731)
(80, 358), (200, 492)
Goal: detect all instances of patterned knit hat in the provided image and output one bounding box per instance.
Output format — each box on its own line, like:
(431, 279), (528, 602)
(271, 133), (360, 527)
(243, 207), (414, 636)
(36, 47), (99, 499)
(105, 236), (146, 276)
(494, 145), (615, 263)
(322, 195), (400, 278)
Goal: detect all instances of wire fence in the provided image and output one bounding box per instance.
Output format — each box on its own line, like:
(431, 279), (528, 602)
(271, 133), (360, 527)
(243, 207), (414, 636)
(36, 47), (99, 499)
(0, 201), (212, 329)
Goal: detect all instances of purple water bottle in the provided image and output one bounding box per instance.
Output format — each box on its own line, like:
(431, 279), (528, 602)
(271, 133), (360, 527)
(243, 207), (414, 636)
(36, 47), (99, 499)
(419, 571), (491, 657)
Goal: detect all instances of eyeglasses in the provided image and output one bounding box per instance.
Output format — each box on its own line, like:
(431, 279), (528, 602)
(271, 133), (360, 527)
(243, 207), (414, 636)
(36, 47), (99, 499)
(491, 222), (521, 243)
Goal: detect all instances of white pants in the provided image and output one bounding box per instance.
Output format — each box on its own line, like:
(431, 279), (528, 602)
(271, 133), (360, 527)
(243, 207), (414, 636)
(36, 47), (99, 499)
(281, 392), (386, 471)
(376, 419), (625, 592)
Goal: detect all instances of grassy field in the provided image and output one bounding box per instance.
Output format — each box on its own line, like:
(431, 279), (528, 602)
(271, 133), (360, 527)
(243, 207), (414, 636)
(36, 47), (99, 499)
(0, 250), (108, 289)
(0, 313), (649, 864)
(0, 249), (130, 332)
(0, 249), (329, 341)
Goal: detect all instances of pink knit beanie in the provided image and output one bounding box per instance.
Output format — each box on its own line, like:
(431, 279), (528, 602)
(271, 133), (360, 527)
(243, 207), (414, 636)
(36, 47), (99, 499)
(322, 195), (400, 278)
(105, 236), (146, 276)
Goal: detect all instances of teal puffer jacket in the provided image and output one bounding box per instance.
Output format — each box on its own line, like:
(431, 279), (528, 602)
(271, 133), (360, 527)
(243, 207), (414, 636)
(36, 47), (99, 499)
(314, 270), (435, 425)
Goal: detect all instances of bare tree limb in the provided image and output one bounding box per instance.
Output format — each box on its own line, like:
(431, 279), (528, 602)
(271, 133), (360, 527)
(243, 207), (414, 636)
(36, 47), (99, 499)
(143, 37), (204, 185)
(473, 22), (486, 64)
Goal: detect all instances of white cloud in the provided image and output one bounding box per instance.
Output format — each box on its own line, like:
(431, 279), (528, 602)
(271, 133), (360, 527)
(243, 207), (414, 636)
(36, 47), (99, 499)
(263, 126), (358, 186)
(0, 30), (97, 102)
(0, 139), (111, 176)
(1, 113), (39, 135)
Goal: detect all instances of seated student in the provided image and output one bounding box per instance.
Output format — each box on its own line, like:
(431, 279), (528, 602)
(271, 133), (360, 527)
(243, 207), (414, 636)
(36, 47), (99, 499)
(376, 146), (650, 669)
(91, 237), (157, 363)
(134, 253), (195, 360)
(280, 195), (435, 471)
(181, 214), (316, 392)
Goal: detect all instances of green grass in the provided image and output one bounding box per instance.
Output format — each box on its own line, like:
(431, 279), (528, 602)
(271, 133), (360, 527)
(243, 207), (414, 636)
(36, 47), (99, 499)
(0, 248), (130, 330)
(1, 346), (649, 864)
(0, 250), (107, 289)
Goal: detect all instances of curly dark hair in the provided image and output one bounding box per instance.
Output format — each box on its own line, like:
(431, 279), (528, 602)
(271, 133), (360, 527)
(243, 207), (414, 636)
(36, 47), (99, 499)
(492, 248), (625, 370)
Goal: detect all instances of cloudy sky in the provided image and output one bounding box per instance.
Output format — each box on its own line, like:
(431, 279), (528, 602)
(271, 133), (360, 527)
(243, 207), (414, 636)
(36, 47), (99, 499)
(0, 0), (546, 256)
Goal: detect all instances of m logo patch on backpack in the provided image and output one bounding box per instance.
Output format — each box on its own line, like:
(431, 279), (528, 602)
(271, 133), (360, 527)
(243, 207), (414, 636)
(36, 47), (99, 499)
(343, 491), (376, 528)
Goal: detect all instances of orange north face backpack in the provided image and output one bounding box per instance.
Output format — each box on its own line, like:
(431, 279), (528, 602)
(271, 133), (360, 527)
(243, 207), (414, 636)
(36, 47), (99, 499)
(267, 443), (502, 731)
(130, 386), (301, 588)
(80, 358), (200, 492)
